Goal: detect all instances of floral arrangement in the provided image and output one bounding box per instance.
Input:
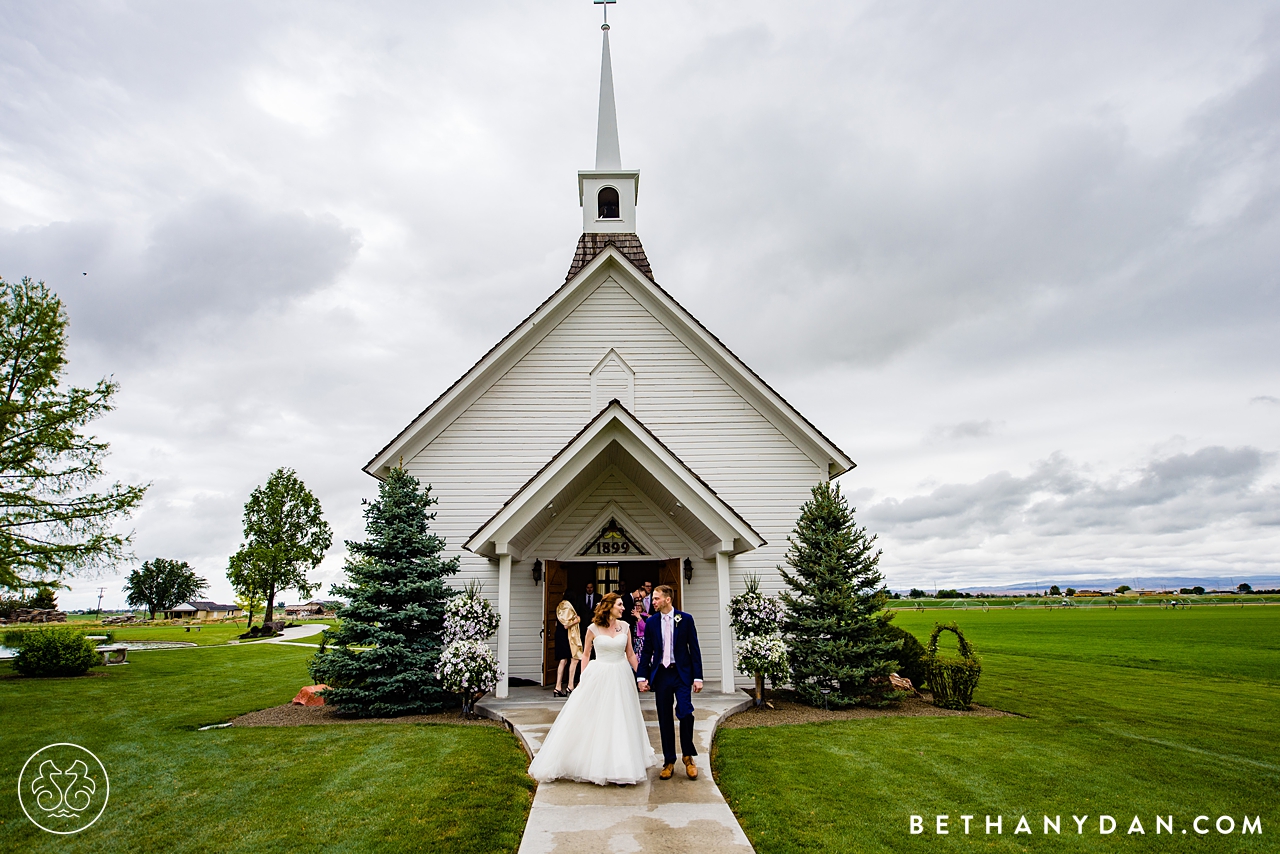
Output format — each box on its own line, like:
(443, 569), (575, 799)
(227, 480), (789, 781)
(437, 640), (503, 716)
(443, 583), (500, 645)
(437, 582), (502, 716)
(727, 575), (789, 706)
(728, 588), (783, 638)
(735, 633), (788, 681)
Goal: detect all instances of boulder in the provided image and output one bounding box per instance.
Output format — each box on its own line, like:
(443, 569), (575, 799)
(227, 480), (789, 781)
(889, 672), (915, 692)
(291, 685), (330, 706)
(13, 608), (67, 624)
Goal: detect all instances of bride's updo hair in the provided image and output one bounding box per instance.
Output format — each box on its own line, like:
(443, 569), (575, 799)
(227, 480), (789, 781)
(593, 592), (622, 627)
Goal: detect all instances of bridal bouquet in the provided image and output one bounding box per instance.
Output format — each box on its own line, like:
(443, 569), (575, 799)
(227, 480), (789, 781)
(437, 639), (503, 716)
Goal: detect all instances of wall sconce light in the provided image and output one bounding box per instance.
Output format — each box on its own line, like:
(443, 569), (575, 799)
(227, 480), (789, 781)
(683, 557), (693, 583)
(532, 558), (543, 585)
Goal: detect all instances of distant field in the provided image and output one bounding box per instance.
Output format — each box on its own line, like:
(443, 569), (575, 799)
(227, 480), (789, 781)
(716, 605), (1279, 853)
(890, 594), (1280, 609)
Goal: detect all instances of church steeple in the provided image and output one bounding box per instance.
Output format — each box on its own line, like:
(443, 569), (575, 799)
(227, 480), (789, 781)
(595, 27), (621, 170)
(578, 14), (639, 235)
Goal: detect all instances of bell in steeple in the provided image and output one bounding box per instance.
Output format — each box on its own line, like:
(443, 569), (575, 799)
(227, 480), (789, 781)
(578, 19), (640, 235)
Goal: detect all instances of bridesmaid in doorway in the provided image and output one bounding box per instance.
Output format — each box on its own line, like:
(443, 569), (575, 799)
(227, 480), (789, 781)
(554, 598), (583, 697)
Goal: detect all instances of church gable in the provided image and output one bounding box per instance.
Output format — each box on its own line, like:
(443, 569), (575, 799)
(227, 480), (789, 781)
(371, 247), (852, 485)
(415, 270), (812, 491)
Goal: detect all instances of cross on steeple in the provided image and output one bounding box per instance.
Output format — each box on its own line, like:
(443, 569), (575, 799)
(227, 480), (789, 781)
(594, 0), (615, 30)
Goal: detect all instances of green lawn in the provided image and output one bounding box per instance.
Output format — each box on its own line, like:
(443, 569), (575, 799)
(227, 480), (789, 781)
(714, 607), (1280, 853)
(1, 642), (533, 852)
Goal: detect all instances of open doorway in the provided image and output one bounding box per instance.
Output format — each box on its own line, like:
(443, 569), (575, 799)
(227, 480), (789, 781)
(542, 558), (681, 685)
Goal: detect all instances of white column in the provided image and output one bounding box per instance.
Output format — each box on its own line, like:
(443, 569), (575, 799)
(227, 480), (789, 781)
(716, 549), (736, 694)
(496, 550), (512, 699)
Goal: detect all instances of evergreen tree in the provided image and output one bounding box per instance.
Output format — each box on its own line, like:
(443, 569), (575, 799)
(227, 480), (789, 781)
(779, 481), (898, 708)
(310, 468), (459, 716)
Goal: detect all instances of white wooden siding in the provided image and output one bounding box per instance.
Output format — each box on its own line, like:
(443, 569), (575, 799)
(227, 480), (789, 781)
(405, 275), (826, 686)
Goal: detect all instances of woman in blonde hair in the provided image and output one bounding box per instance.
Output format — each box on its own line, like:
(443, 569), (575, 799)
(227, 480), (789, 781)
(527, 592), (656, 785)
(553, 598), (583, 697)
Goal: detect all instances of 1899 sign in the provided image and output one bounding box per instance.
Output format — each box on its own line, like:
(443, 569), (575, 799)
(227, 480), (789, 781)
(592, 541), (631, 555)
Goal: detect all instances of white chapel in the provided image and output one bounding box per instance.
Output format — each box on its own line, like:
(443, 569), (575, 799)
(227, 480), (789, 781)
(364, 24), (854, 697)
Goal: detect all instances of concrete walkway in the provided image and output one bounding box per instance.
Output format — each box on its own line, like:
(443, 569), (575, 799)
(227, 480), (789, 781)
(263, 623), (328, 645)
(478, 684), (755, 854)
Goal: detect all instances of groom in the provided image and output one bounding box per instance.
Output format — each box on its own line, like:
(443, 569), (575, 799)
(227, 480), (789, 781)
(637, 585), (703, 780)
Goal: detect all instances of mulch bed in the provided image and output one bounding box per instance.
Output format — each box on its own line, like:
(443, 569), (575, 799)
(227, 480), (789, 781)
(719, 690), (1017, 729)
(230, 703), (504, 728)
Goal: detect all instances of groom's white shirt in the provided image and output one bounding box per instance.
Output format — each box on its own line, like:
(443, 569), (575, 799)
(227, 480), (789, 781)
(661, 611), (674, 667)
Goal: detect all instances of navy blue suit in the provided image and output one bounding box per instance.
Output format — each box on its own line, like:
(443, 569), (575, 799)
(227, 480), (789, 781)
(638, 609), (704, 764)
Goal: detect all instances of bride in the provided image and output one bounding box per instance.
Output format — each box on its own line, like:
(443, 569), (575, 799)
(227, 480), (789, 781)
(527, 592), (657, 785)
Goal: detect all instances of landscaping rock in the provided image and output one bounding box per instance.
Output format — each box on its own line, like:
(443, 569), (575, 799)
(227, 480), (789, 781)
(291, 685), (330, 706)
(10, 608), (68, 624)
(889, 673), (914, 691)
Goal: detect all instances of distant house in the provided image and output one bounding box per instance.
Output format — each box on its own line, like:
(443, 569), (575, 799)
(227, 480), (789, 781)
(284, 601), (326, 617)
(163, 601), (242, 621)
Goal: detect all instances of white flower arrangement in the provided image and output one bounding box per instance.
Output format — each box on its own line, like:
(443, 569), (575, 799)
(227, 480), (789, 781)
(443, 586), (500, 645)
(728, 576), (790, 705)
(437, 639), (503, 714)
(728, 585), (784, 640)
(735, 632), (789, 680)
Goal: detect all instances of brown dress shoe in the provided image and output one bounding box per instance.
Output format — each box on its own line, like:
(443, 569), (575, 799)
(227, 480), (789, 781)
(683, 756), (698, 779)
(659, 764), (674, 780)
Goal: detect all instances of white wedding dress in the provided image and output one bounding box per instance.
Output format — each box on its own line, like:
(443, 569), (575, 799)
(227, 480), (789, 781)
(527, 623), (657, 785)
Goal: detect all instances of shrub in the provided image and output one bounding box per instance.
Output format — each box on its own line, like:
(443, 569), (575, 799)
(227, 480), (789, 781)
(5, 628), (112, 648)
(878, 622), (928, 689)
(13, 627), (100, 677)
(922, 622), (981, 710)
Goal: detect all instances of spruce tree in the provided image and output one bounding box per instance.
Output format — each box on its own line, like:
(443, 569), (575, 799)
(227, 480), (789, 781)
(779, 481), (898, 707)
(310, 468), (459, 716)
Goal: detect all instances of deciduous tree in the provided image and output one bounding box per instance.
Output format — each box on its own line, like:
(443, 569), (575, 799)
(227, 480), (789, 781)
(227, 468), (331, 629)
(0, 277), (147, 590)
(123, 558), (207, 619)
(233, 589), (264, 628)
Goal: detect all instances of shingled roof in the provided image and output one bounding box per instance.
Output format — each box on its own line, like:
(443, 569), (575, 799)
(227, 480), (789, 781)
(565, 232), (653, 282)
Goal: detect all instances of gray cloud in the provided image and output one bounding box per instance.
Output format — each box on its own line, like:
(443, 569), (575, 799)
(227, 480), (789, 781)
(929, 420), (996, 441)
(0, 2), (1277, 605)
(866, 446), (1279, 543)
(1, 195), (360, 350)
(1252, 395), (1280, 405)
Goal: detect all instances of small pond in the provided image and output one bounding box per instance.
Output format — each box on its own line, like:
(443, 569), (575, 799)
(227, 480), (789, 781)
(0, 639), (197, 659)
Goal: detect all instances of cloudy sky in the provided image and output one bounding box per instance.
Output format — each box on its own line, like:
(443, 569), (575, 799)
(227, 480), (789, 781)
(2, 1), (1277, 608)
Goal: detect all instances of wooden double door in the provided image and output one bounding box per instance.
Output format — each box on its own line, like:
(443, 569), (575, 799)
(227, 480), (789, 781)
(542, 558), (680, 686)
